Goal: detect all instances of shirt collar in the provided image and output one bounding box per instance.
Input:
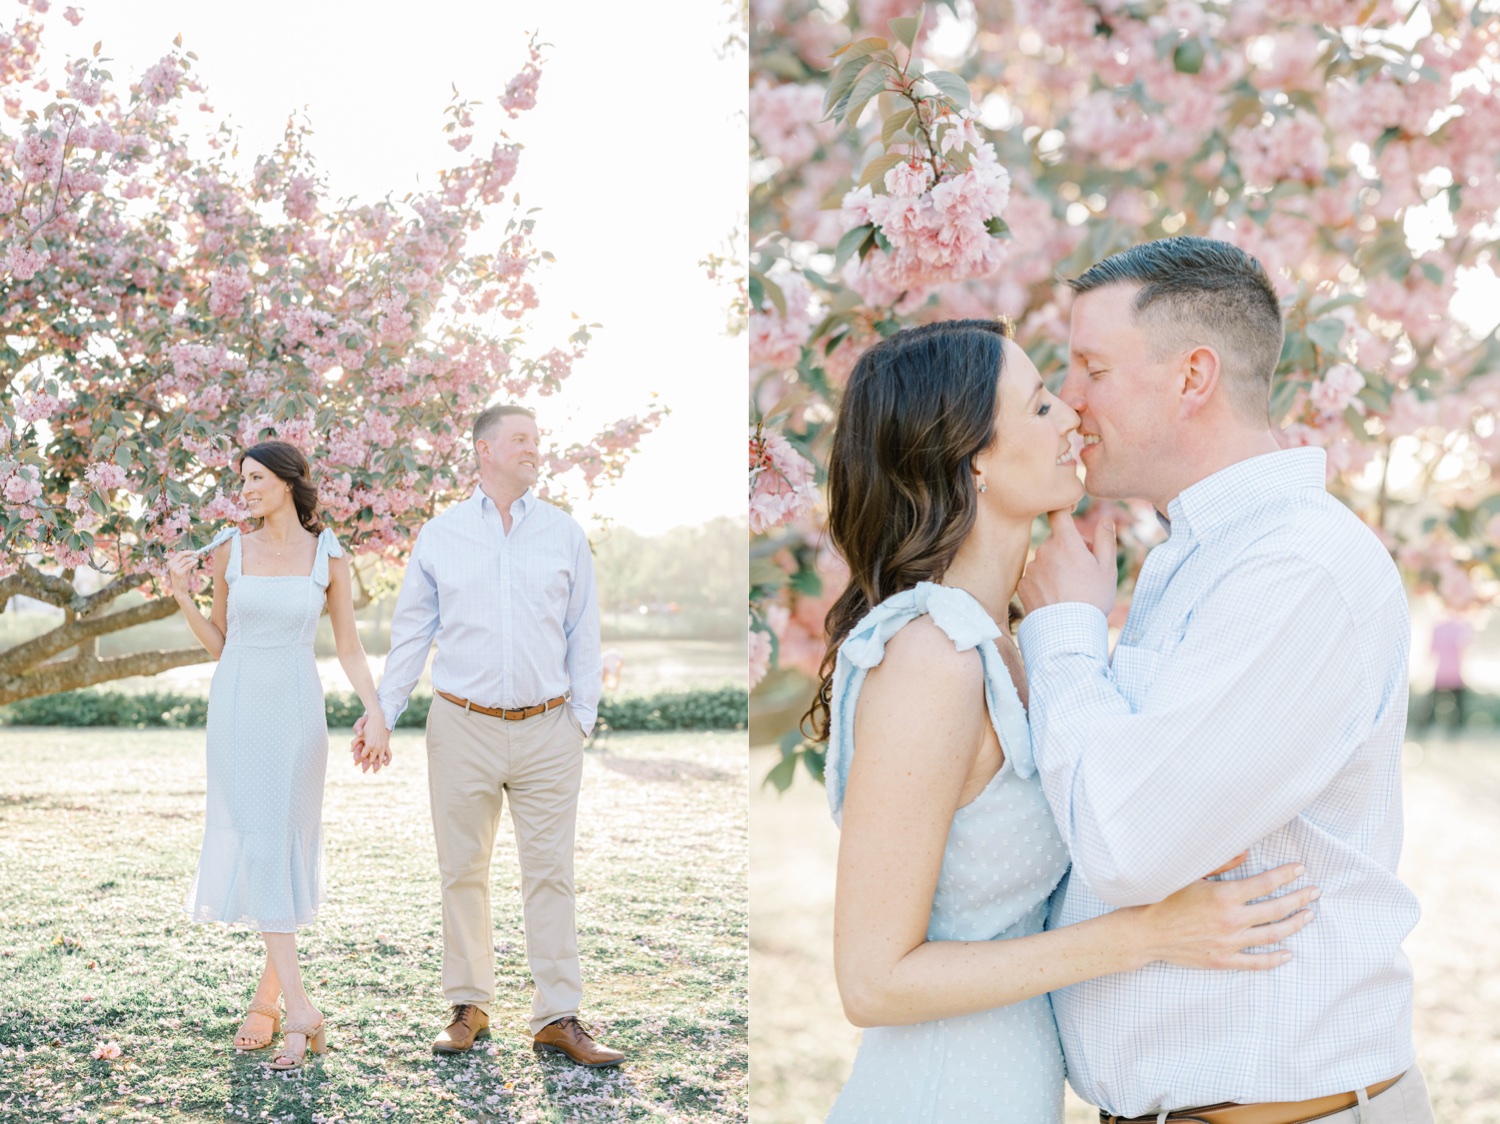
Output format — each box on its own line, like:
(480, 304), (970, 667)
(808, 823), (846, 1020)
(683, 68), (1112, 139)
(472, 486), (535, 522)
(1164, 447), (1327, 539)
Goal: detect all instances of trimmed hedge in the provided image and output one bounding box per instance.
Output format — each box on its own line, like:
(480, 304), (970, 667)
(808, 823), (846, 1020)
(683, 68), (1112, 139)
(0, 686), (747, 732)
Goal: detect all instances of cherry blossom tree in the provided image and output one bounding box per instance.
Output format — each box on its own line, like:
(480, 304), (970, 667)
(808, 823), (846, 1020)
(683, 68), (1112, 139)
(750, 0), (1500, 782)
(0, 1), (662, 705)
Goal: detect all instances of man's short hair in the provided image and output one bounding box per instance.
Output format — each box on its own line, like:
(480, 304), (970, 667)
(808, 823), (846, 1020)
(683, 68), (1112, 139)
(473, 403), (537, 445)
(1067, 236), (1285, 422)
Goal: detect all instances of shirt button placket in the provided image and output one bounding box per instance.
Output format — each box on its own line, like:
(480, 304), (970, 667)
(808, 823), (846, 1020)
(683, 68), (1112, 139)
(500, 528), (513, 708)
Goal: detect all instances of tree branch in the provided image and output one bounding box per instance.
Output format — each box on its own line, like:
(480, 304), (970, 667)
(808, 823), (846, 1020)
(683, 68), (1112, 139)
(0, 597), (181, 678)
(0, 558), (156, 615)
(0, 646), (210, 708)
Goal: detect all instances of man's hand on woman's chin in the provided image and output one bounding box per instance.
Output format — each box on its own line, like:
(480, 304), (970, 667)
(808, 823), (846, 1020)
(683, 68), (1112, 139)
(1017, 508), (1117, 616)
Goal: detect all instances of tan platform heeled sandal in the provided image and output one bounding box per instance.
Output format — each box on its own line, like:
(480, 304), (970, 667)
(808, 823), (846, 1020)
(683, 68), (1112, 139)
(233, 1001), (282, 1051)
(268, 1016), (327, 1071)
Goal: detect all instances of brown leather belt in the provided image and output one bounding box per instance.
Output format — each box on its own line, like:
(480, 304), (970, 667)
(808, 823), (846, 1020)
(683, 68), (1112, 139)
(437, 690), (568, 721)
(1101, 1072), (1404, 1124)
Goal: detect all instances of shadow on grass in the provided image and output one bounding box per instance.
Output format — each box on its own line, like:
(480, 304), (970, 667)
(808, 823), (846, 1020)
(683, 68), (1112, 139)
(588, 750), (737, 785)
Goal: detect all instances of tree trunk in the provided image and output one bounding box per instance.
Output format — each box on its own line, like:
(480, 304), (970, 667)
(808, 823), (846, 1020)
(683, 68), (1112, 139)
(0, 597), (183, 679)
(0, 646), (211, 707)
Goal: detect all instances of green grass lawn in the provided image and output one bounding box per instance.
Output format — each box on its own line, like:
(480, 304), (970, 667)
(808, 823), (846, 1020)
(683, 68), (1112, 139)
(0, 727), (747, 1123)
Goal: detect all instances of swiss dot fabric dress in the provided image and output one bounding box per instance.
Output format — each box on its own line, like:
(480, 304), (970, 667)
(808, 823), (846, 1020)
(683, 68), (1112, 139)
(184, 525), (343, 933)
(825, 583), (1071, 1124)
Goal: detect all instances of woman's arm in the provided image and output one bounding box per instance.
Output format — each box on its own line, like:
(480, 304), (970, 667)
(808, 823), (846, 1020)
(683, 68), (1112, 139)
(834, 620), (1316, 1029)
(167, 543), (230, 658)
(326, 554), (389, 756)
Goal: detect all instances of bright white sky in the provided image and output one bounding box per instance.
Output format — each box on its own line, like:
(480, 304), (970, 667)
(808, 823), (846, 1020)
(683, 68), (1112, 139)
(46, 0), (747, 536)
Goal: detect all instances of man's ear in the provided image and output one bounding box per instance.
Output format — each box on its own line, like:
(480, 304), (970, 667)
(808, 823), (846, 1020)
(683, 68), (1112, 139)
(1179, 345), (1221, 419)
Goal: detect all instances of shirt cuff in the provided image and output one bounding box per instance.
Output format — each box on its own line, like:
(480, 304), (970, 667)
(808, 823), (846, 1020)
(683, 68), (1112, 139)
(376, 695), (406, 732)
(1016, 602), (1110, 666)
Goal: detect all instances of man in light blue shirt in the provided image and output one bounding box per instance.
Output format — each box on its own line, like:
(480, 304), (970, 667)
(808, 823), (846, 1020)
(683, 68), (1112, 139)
(353, 404), (620, 1068)
(1016, 238), (1432, 1122)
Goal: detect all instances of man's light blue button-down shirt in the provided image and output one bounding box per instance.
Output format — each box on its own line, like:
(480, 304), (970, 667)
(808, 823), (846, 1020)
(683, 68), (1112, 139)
(1017, 447), (1418, 1116)
(376, 487), (602, 734)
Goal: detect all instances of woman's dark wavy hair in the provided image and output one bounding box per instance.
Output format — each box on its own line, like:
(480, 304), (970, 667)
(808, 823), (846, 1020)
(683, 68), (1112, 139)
(237, 439), (325, 535)
(802, 318), (1011, 742)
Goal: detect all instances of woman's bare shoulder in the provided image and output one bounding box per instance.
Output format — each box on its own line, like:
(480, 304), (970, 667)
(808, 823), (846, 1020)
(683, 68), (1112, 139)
(861, 614), (983, 710)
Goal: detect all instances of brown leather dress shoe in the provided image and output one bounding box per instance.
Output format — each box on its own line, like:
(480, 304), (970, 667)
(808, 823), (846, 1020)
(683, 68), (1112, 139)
(432, 1004), (490, 1054)
(532, 1016), (624, 1067)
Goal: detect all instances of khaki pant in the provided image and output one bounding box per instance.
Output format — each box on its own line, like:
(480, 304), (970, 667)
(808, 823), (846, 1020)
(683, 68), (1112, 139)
(1317, 1067), (1434, 1124)
(426, 694), (586, 1033)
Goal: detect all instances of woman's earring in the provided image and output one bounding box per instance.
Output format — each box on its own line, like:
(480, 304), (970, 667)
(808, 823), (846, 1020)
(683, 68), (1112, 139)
(979, 482), (988, 493)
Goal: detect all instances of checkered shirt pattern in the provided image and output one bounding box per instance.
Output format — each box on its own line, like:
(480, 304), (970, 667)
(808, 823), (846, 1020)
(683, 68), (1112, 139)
(1016, 447), (1418, 1116)
(377, 488), (602, 734)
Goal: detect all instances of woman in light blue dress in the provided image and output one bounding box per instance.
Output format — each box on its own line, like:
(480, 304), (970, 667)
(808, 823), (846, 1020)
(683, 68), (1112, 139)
(166, 439), (390, 1070)
(805, 321), (1318, 1122)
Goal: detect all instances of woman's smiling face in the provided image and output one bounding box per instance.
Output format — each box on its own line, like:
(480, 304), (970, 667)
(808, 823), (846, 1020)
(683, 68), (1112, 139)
(973, 337), (1084, 521)
(239, 456), (287, 516)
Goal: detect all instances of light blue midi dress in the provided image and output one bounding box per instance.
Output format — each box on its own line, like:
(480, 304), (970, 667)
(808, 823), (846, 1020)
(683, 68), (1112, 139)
(825, 582), (1072, 1124)
(183, 526), (344, 933)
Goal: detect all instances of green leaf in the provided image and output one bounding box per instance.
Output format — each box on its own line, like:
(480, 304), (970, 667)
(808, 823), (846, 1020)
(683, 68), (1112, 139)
(824, 54), (875, 119)
(835, 224), (875, 270)
(802, 746), (827, 783)
(830, 35), (890, 62)
(985, 216), (1011, 238)
(1173, 38), (1205, 74)
(874, 318), (902, 337)
(760, 274), (787, 317)
(1344, 404), (1370, 439)
(881, 107), (917, 146)
(749, 558), (788, 588)
(763, 751), (798, 792)
(748, 274), (765, 312)
(1372, 125), (1402, 158)
(88, 491), (107, 515)
(889, 10), (921, 51)
(923, 69), (970, 109)
(1305, 317), (1346, 353)
(842, 65), (894, 126)
(790, 566), (824, 597)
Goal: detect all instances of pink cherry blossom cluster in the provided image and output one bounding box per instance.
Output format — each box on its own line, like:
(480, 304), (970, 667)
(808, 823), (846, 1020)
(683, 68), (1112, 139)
(206, 264), (251, 318)
(137, 55), (183, 106)
(2, 463), (43, 506)
(84, 460), (127, 492)
(840, 117), (1011, 303)
(1231, 110), (1330, 189)
(748, 616), (773, 690)
(1309, 364), (1366, 419)
(749, 427), (818, 535)
(750, 80), (835, 167)
(197, 487), (248, 523)
(501, 40), (543, 118)
(15, 390), (60, 424)
(749, 271), (814, 372)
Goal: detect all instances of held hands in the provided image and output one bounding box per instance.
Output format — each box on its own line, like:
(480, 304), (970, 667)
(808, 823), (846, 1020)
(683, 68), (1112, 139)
(349, 712), (392, 774)
(1016, 509), (1117, 617)
(1134, 855), (1319, 971)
